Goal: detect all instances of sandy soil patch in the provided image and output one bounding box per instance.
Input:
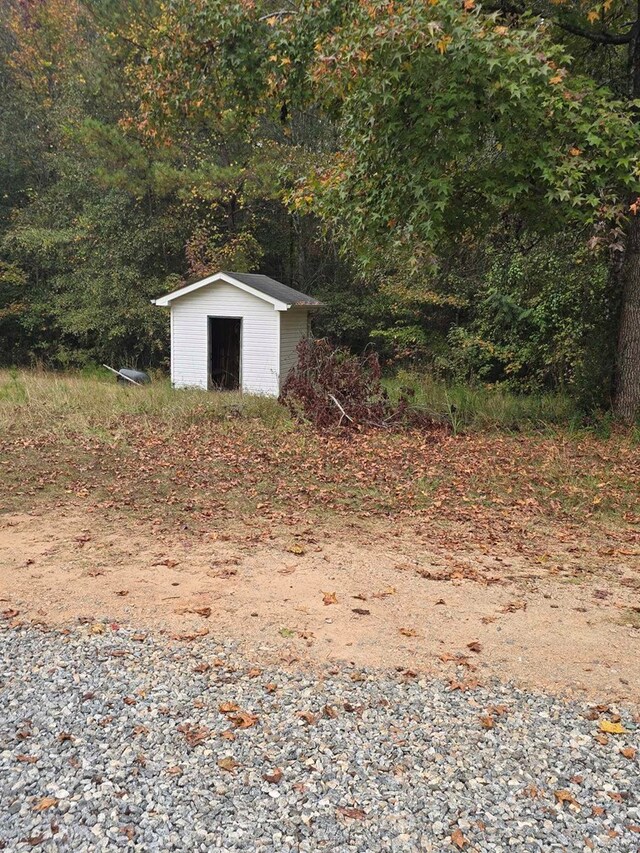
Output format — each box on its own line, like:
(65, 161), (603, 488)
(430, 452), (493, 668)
(1, 506), (639, 702)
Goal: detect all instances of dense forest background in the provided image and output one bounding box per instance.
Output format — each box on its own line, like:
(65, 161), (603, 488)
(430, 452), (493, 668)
(1, 0), (639, 417)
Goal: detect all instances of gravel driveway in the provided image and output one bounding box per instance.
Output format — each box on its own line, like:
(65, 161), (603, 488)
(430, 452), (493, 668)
(1, 624), (638, 852)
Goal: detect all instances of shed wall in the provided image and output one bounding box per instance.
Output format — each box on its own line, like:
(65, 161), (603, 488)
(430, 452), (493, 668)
(170, 282), (280, 395)
(279, 308), (309, 389)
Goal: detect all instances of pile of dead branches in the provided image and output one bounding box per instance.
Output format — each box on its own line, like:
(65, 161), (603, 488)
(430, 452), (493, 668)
(280, 338), (434, 430)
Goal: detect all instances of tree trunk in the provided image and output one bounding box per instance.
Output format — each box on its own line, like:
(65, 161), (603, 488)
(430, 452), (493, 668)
(614, 212), (640, 420)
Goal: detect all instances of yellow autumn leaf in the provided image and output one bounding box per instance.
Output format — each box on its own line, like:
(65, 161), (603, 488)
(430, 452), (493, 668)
(599, 719), (627, 734)
(494, 25), (509, 35)
(549, 74), (563, 85)
(33, 797), (58, 812)
(587, 9), (599, 22)
(569, 147), (582, 156)
(436, 35), (452, 54)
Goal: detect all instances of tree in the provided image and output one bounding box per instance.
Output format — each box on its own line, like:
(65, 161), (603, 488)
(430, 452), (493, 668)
(292, 0), (640, 415)
(531, 0), (640, 416)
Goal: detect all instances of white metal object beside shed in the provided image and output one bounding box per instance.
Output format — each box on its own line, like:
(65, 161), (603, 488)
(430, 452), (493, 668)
(153, 271), (322, 396)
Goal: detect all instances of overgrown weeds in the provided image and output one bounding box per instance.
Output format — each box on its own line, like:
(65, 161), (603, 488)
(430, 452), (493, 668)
(384, 370), (609, 435)
(0, 368), (289, 438)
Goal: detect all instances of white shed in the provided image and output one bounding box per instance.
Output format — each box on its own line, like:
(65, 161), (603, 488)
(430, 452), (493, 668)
(153, 271), (322, 396)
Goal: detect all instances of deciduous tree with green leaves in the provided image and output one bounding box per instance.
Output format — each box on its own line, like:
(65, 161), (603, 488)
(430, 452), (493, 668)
(125, 0), (640, 417)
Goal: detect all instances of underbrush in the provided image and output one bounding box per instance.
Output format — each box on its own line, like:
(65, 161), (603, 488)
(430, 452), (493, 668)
(384, 370), (618, 436)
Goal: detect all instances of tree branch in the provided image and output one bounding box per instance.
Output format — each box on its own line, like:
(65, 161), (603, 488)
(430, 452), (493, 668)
(555, 20), (632, 46)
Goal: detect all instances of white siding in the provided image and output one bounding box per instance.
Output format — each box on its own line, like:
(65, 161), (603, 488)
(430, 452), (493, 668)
(170, 281), (280, 395)
(279, 308), (309, 389)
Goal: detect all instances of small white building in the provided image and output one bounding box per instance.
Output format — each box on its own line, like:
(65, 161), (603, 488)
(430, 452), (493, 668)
(153, 271), (321, 396)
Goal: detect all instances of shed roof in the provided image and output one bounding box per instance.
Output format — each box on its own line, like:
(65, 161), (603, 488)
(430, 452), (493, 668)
(153, 271), (322, 310)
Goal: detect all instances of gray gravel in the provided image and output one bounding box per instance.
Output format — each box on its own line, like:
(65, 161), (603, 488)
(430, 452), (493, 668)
(0, 624), (638, 852)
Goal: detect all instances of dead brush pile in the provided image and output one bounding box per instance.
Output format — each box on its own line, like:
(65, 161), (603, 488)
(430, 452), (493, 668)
(279, 338), (436, 430)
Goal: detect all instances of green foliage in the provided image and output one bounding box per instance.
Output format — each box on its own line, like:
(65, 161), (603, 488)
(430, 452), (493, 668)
(297, 0), (640, 269)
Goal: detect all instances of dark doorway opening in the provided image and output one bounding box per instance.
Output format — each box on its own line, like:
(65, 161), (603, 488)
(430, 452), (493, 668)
(208, 317), (241, 390)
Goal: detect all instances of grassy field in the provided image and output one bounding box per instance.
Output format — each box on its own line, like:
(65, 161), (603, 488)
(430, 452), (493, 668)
(0, 369), (638, 551)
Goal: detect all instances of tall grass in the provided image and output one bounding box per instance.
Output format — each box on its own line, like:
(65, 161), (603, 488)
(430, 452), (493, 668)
(0, 367), (627, 440)
(0, 368), (290, 438)
(384, 370), (585, 434)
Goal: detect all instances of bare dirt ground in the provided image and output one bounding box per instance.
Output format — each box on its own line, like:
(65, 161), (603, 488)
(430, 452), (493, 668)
(1, 503), (639, 702)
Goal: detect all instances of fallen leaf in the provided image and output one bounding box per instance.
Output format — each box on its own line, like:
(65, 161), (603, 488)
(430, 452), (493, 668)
(451, 827), (468, 849)
(247, 667), (262, 678)
(500, 601), (526, 613)
(263, 767), (283, 784)
(399, 627), (418, 637)
(16, 754), (38, 763)
(336, 806), (366, 820)
(172, 627), (209, 641)
(467, 641), (482, 653)
(220, 729), (236, 741)
(153, 558), (179, 568)
(599, 720), (627, 735)
(322, 591), (338, 605)
(448, 678), (481, 692)
(90, 623), (105, 635)
(219, 702), (240, 714)
(594, 733), (609, 745)
(277, 565), (297, 574)
(166, 766), (183, 776)
(33, 797), (58, 812)
(287, 544), (305, 555)
(371, 586), (396, 599)
(114, 590), (129, 597)
(177, 723), (211, 747)
(217, 756), (239, 773)
(555, 789), (578, 806)
(279, 627), (295, 638)
(193, 607), (211, 618)
(352, 608), (370, 616)
(620, 746), (636, 759)
(592, 805), (605, 816)
(298, 711), (316, 725)
(193, 662), (210, 673)
(323, 704), (338, 719)
(57, 732), (73, 742)
(2, 608), (19, 619)
(229, 710), (258, 729)
(480, 715), (494, 729)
